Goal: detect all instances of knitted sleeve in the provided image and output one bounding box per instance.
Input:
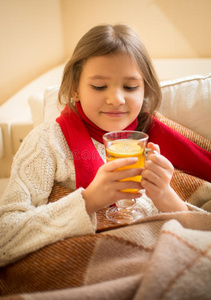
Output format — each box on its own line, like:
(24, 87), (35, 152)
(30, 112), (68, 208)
(0, 123), (96, 267)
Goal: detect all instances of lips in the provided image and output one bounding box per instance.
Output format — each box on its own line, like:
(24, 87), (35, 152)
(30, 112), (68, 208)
(102, 111), (127, 117)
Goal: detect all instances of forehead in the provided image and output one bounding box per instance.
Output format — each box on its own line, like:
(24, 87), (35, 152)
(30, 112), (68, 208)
(81, 53), (143, 79)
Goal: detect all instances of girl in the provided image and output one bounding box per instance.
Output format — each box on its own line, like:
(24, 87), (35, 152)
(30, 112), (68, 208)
(0, 24), (210, 267)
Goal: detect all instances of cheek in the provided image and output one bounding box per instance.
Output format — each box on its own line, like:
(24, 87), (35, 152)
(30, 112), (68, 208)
(131, 94), (144, 112)
(80, 99), (100, 121)
(78, 89), (98, 110)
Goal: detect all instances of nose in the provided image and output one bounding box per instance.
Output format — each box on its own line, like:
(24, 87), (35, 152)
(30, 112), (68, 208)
(106, 89), (125, 106)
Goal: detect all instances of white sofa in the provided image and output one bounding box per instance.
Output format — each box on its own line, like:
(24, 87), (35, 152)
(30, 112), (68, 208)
(0, 59), (211, 197)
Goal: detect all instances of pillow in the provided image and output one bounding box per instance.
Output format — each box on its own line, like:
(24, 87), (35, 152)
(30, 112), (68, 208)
(159, 73), (211, 140)
(28, 94), (44, 127)
(43, 85), (61, 123)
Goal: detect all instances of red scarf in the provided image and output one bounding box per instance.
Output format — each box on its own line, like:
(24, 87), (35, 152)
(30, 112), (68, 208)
(56, 103), (137, 188)
(56, 104), (211, 189)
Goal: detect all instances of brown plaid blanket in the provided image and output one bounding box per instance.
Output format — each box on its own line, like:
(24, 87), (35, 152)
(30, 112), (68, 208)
(0, 113), (211, 299)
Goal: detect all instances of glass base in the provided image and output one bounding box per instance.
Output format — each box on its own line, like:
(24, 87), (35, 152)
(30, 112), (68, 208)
(106, 204), (146, 224)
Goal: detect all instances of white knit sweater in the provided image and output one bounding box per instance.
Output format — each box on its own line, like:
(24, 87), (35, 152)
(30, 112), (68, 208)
(0, 122), (200, 267)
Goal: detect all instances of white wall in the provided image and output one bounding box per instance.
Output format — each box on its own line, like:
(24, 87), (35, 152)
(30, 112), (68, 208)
(0, 0), (65, 105)
(62, 0), (211, 59)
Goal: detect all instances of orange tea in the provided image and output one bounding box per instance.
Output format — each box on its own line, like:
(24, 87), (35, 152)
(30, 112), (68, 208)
(106, 139), (145, 193)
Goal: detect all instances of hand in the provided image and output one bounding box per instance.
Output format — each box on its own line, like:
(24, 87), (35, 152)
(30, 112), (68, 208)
(141, 142), (188, 212)
(141, 142), (173, 201)
(82, 157), (142, 215)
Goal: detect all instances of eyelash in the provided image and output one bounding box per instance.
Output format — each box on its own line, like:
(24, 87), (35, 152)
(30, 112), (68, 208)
(124, 86), (138, 91)
(91, 85), (138, 91)
(92, 85), (106, 91)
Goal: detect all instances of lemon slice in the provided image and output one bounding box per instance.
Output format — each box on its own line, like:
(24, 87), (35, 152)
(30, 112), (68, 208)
(108, 140), (142, 157)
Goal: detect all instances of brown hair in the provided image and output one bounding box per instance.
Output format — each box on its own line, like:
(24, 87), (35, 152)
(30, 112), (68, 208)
(58, 24), (161, 132)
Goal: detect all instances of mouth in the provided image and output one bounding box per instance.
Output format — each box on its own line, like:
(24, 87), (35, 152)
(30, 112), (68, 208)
(101, 111), (127, 117)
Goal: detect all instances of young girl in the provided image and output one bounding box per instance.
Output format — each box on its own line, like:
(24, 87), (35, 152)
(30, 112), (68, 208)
(0, 24), (210, 267)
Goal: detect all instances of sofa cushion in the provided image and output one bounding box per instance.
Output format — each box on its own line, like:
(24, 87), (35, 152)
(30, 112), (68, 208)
(159, 73), (211, 140)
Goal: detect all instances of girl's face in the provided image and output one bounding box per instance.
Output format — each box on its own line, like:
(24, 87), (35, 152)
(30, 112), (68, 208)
(76, 53), (144, 131)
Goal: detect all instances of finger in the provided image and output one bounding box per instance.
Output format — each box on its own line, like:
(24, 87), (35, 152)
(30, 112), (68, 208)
(104, 157), (138, 172)
(147, 142), (160, 154)
(141, 168), (161, 186)
(143, 158), (174, 189)
(146, 154), (174, 172)
(143, 162), (172, 186)
(141, 178), (163, 199)
(112, 167), (143, 181)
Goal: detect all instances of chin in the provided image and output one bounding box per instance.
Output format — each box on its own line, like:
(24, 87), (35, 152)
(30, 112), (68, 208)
(98, 120), (131, 132)
(104, 126), (126, 132)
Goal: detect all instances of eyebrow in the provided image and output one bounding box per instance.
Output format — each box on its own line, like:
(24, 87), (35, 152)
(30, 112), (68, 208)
(88, 76), (110, 80)
(88, 75), (142, 81)
(124, 76), (143, 81)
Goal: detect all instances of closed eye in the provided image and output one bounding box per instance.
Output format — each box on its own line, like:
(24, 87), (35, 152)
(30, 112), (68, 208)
(124, 86), (138, 91)
(91, 85), (107, 91)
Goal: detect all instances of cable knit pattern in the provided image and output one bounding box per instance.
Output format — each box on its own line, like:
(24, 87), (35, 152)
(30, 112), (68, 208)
(0, 123), (98, 267)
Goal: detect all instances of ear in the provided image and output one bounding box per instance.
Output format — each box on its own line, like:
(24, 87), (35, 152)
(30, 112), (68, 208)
(72, 91), (80, 102)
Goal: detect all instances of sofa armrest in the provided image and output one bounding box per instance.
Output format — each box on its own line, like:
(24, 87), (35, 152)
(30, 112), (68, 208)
(0, 121), (33, 178)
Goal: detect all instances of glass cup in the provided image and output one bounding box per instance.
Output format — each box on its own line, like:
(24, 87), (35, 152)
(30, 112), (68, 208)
(103, 130), (152, 224)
